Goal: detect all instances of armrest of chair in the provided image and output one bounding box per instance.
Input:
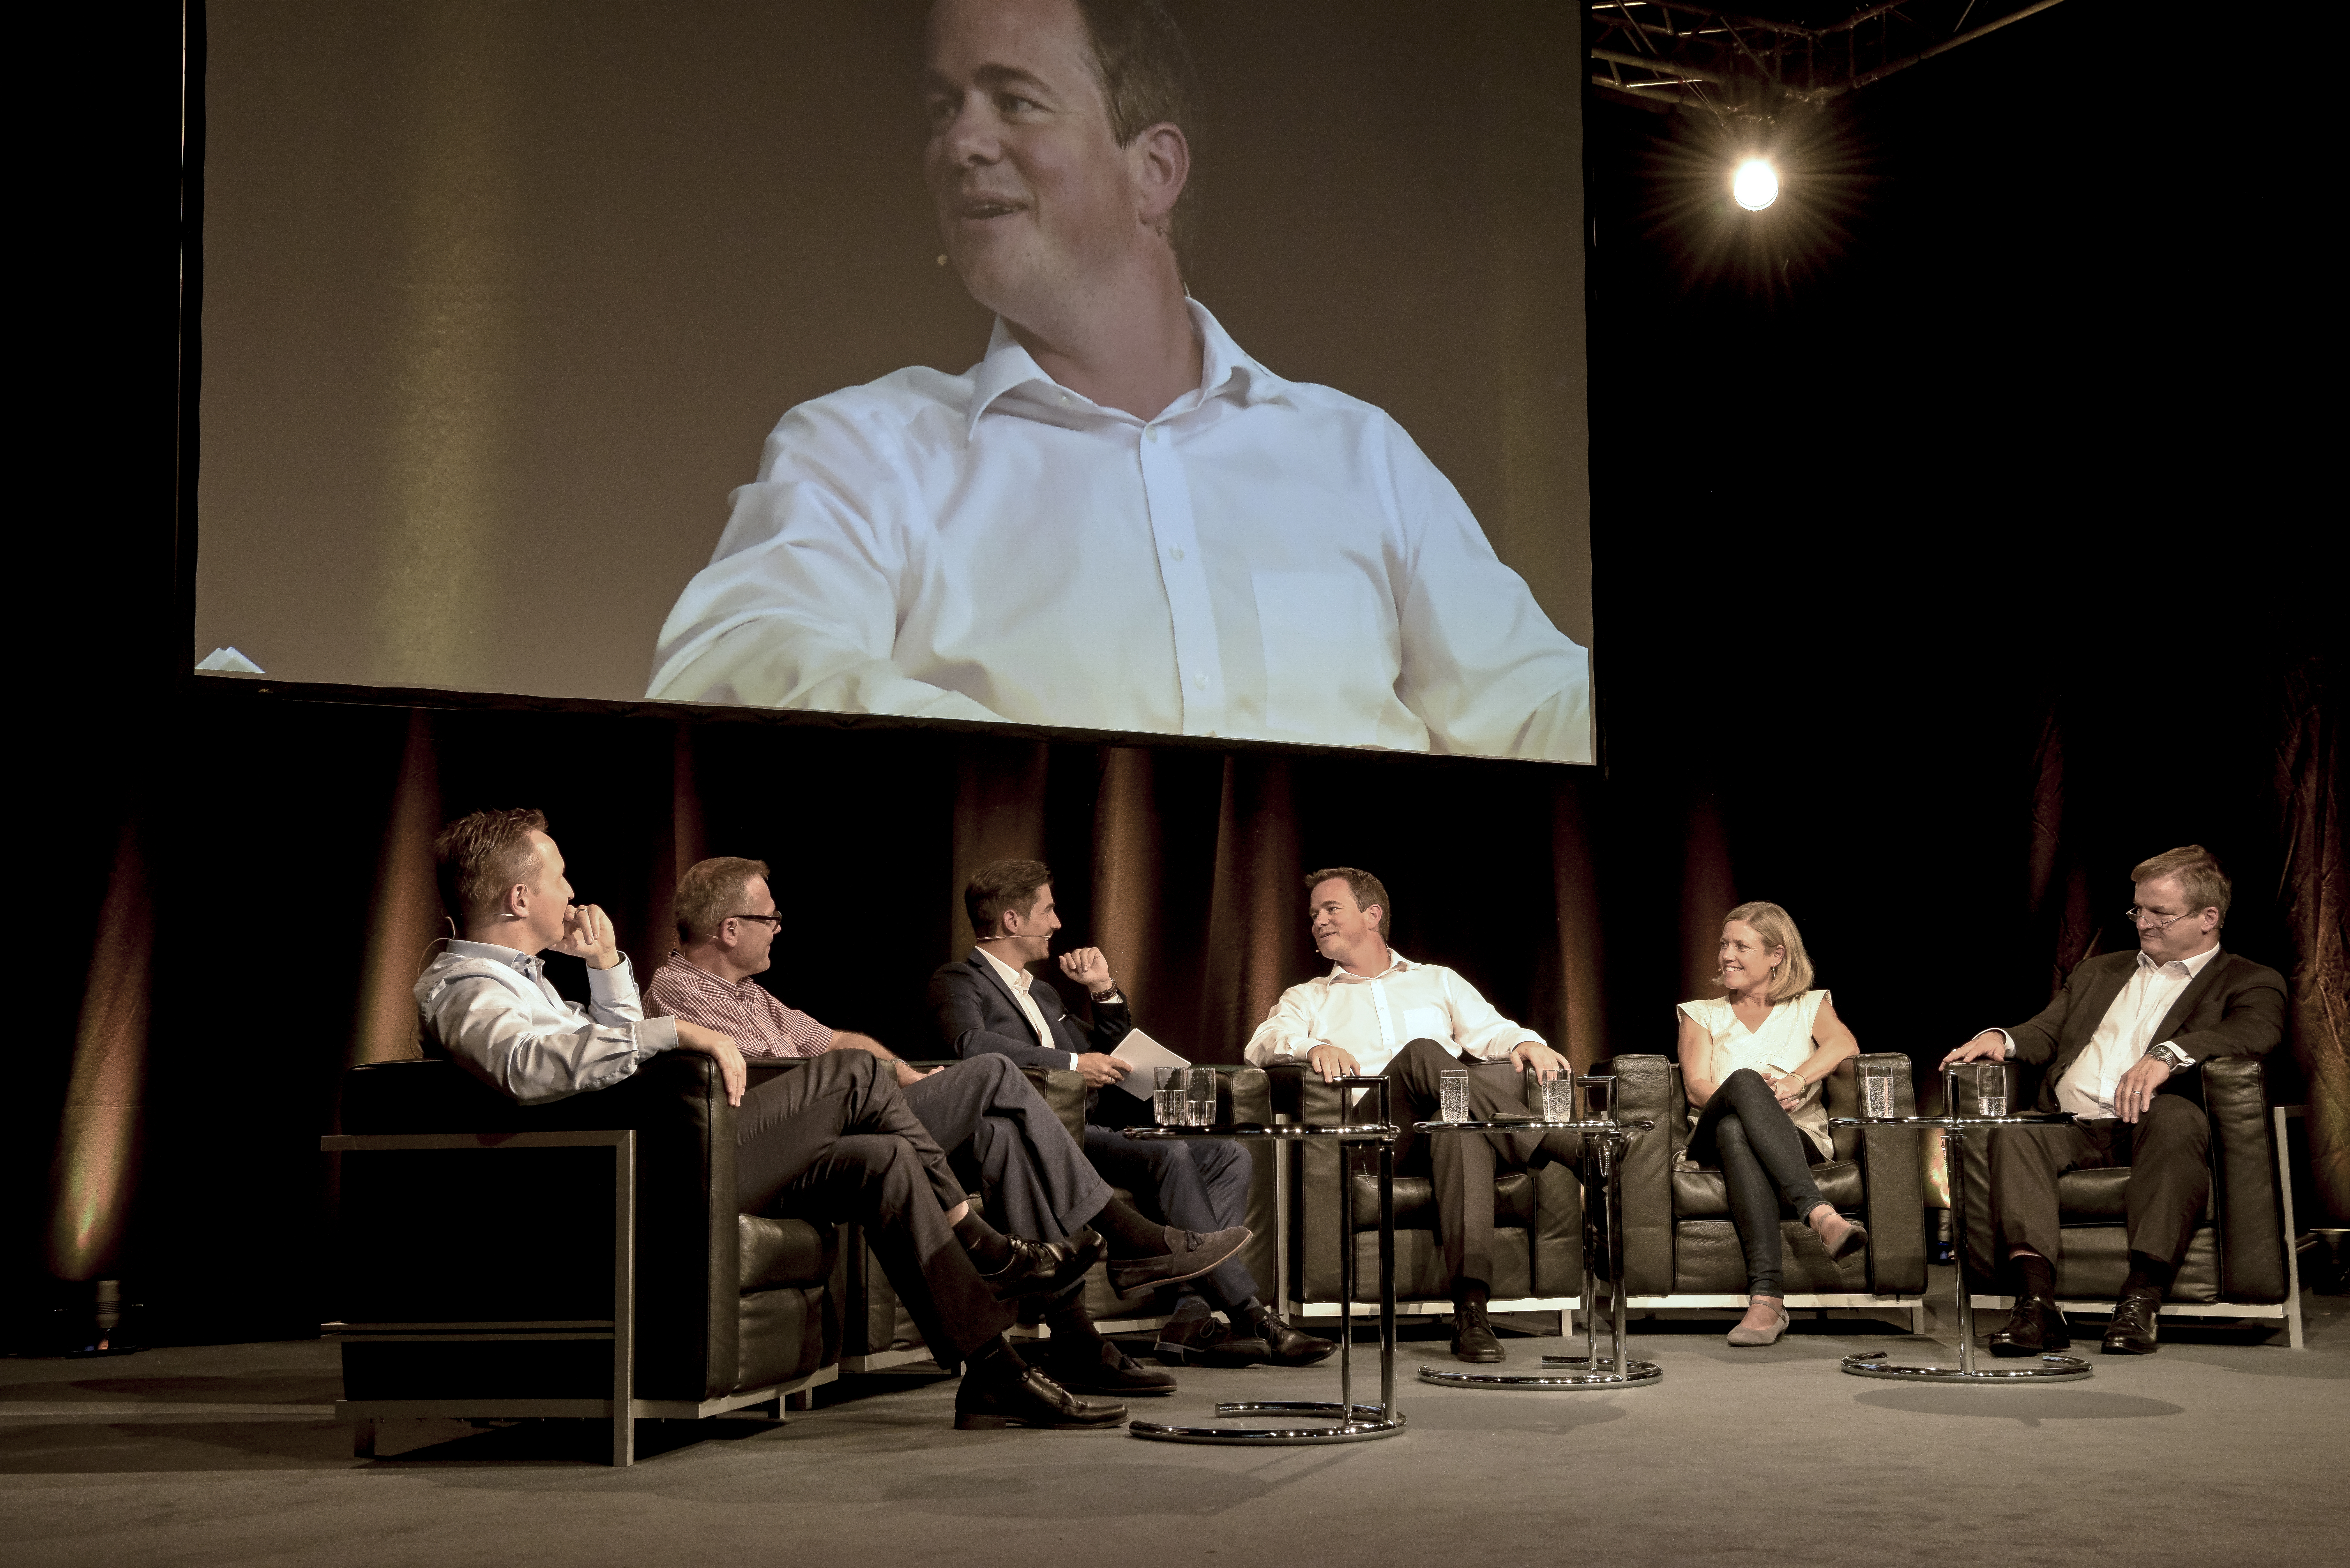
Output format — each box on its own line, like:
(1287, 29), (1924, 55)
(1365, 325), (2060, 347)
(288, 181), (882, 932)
(1591, 1056), (1675, 1295)
(2203, 1055), (2286, 1301)
(1837, 1053), (1924, 1293)
(1013, 1067), (1090, 1141)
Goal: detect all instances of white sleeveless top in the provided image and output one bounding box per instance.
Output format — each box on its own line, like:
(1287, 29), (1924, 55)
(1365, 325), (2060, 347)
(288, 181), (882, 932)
(1676, 989), (1834, 1158)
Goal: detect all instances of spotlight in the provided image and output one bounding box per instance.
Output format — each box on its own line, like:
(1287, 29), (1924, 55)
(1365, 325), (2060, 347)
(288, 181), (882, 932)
(1732, 158), (1778, 211)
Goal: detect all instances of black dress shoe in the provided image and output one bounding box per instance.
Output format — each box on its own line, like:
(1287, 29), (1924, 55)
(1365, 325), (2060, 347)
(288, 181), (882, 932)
(2102, 1288), (2161, 1354)
(953, 1361), (1127, 1430)
(1107, 1226), (1251, 1296)
(1154, 1313), (1269, 1367)
(1255, 1311), (1338, 1368)
(1049, 1338), (1179, 1396)
(982, 1228), (1107, 1302)
(1986, 1295), (2071, 1358)
(1450, 1303), (1506, 1363)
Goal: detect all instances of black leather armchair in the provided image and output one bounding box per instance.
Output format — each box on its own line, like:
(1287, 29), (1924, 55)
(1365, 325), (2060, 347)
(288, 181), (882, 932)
(1269, 1062), (1583, 1320)
(1953, 1054), (2303, 1345)
(1595, 1053), (1928, 1324)
(329, 1052), (839, 1465)
(832, 1063), (1279, 1368)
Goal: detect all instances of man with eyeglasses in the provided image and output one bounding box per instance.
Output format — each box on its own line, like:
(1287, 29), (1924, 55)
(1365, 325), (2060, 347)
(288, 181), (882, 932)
(1942, 845), (2285, 1355)
(646, 855), (1242, 1400)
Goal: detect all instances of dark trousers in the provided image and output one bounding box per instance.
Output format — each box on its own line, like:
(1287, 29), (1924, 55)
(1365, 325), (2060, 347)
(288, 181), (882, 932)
(1688, 1068), (1833, 1297)
(903, 1053), (1113, 1242)
(1382, 1038), (1581, 1293)
(1082, 1123), (1255, 1309)
(733, 1051), (1013, 1368)
(1988, 1094), (2210, 1269)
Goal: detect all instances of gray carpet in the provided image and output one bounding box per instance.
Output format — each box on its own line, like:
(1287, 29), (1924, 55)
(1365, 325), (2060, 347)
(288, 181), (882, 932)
(5, 1277), (2343, 1567)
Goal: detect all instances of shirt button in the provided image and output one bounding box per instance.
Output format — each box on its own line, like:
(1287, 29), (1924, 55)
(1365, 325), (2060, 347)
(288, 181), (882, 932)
(1194, 672), (1209, 690)
(1145, 427), (1160, 443)
(1171, 546), (1186, 562)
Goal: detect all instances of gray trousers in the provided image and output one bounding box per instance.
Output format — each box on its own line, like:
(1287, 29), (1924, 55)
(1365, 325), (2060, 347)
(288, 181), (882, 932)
(903, 1053), (1114, 1243)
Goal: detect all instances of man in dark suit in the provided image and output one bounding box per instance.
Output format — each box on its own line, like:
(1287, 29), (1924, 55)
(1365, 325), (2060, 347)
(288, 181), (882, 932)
(929, 858), (1335, 1369)
(1944, 845), (2286, 1355)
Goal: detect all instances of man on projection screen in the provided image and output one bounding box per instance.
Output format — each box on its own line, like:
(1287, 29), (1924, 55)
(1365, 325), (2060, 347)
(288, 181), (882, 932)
(648, 0), (1593, 764)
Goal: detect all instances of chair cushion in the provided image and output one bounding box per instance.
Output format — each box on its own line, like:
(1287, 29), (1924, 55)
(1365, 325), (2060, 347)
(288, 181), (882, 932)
(739, 1214), (836, 1293)
(1353, 1169), (1535, 1232)
(1673, 1158), (1863, 1218)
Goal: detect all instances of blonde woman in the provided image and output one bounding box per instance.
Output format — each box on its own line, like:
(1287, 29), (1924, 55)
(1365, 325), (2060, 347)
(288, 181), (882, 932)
(1678, 901), (1869, 1346)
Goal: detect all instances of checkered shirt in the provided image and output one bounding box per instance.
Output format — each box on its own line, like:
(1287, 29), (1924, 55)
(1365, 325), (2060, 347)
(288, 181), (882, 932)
(645, 951), (833, 1059)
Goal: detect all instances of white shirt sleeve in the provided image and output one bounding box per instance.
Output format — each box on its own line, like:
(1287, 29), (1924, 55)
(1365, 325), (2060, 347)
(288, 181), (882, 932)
(1244, 984), (1324, 1065)
(1442, 968), (1542, 1060)
(422, 964), (678, 1107)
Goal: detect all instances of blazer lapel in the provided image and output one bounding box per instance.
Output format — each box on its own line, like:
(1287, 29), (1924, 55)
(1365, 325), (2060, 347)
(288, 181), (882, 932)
(2047, 956), (2135, 1087)
(2149, 952), (2227, 1047)
(967, 951), (1027, 1020)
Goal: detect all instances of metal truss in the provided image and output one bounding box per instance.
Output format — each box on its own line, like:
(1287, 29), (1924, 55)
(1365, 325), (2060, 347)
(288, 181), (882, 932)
(1589, 1), (2070, 119)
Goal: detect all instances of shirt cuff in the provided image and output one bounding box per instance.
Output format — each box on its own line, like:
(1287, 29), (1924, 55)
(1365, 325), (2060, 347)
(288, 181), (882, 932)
(1995, 1029), (2016, 1060)
(587, 954), (637, 996)
(636, 1016), (679, 1057)
(1069, 1051), (1081, 1071)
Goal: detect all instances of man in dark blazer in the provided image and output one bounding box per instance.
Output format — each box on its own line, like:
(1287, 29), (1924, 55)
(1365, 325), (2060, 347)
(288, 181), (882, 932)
(929, 858), (1335, 1369)
(1944, 845), (2286, 1356)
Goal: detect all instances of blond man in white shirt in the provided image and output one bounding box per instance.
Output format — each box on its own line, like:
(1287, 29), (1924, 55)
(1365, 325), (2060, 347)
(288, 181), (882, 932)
(645, 0), (1591, 762)
(1943, 846), (2286, 1356)
(1245, 867), (1576, 1362)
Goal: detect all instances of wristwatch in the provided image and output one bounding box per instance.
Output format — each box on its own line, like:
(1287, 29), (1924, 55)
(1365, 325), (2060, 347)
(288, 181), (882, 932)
(1091, 987), (1122, 1004)
(2146, 1042), (2189, 1072)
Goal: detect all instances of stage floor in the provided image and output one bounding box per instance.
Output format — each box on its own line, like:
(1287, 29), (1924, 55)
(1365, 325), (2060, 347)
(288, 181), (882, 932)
(4, 1273), (2343, 1567)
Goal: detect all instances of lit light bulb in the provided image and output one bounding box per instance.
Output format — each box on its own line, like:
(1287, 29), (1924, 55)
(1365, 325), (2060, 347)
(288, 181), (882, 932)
(1732, 158), (1779, 211)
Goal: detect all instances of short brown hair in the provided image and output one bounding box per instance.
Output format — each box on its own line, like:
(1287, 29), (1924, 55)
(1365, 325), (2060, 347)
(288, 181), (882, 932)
(433, 808), (549, 921)
(674, 856), (773, 944)
(1073, 0), (1203, 269)
(1720, 901), (1816, 1006)
(1304, 867), (1390, 937)
(2131, 845), (2232, 925)
(967, 858), (1053, 937)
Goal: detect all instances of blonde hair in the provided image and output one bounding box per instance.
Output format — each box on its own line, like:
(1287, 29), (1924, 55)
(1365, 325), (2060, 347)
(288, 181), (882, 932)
(2130, 844), (2231, 926)
(1719, 901), (1815, 1005)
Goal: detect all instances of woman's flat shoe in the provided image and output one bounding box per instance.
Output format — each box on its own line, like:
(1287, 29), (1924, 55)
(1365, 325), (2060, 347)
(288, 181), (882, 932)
(1725, 1304), (1789, 1347)
(1825, 1216), (1870, 1262)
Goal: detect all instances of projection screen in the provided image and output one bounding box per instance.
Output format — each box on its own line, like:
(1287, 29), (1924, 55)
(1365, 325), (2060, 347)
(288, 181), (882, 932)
(193, 0), (1594, 762)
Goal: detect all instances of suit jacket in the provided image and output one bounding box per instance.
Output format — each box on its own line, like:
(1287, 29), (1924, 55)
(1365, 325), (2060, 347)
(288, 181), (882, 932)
(928, 950), (1135, 1121)
(2004, 948), (2286, 1114)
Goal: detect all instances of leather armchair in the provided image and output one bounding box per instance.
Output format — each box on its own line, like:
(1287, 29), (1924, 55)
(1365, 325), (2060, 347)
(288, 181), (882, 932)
(331, 1052), (839, 1462)
(1595, 1053), (1927, 1317)
(1269, 1062), (1583, 1316)
(1952, 1054), (2301, 1342)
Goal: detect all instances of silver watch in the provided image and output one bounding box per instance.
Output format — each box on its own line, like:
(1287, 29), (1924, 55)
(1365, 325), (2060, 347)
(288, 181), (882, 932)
(2147, 1043), (2189, 1071)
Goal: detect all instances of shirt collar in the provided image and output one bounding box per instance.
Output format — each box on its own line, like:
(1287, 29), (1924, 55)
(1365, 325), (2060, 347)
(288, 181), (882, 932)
(974, 943), (1034, 995)
(2137, 944), (2222, 979)
(965, 297), (1285, 439)
(446, 938), (543, 980)
(1327, 950), (1417, 984)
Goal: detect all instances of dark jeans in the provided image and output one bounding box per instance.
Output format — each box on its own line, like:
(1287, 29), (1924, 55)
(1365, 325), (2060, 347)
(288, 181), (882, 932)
(1987, 1094), (2210, 1268)
(733, 1051), (1013, 1370)
(1689, 1068), (1832, 1298)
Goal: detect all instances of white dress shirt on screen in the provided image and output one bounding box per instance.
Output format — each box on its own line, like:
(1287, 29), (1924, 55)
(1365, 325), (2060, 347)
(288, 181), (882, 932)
(974, 944), (1081, 1070)
(414, 939), (678, 1106)
(1994, 946), (2221, 1119)
(648, 300), (1592, 763)
(1243, 952), (1542, 1078)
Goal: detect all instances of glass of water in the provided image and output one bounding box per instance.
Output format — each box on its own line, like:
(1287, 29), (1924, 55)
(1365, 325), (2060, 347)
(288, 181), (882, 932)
(1439, 1069), (1471, 1123)
(1540, 1075), (1575, 1122)
(1861, 1062), (1898, 1120)
(1186, 1066), (1218, 1127)
(1976, 1062), (2008, 1119)
(1153, 1066), (1185, 1127)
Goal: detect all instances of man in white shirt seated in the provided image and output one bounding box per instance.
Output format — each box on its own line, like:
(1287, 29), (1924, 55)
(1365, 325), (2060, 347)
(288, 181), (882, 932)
(1943, 845), (2286, 1356)
(414, 808), (1123, 1429)
(1244, 867), (1576, 1363)
(645, 0), (1591, 763)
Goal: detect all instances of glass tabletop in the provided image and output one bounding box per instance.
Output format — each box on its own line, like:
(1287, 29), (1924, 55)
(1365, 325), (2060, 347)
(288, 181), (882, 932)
(1122, 1123), (1402, 1141)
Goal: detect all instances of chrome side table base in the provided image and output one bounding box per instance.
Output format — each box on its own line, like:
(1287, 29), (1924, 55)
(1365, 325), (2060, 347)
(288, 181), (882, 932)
(1126, 1079), (1408, 1445)
(1414, 1108), (1659, 1391)
(1839, 1350), (2092, 1383)
(1831, 1079), (2092, 1386)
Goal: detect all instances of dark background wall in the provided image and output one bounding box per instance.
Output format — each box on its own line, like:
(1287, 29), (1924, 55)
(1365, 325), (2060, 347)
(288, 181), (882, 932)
(10, 0), (2338, 1349)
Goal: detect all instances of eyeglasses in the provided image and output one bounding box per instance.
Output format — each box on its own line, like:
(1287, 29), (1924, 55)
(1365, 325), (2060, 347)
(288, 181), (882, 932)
(2125, 906), (2203, 930)
(731, 913), (784, 929)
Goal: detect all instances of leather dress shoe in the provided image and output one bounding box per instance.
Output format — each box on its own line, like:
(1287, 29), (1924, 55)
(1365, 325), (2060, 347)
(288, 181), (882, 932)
(982, 1228), (1106, 1302)
(953, 1361), (1127, 1430)
(1986, 1295), (2070, 1358)
(1256, 1311), (1338, 1368)
(1450, 1302), (1506, 1363)
(2102, 1288), (2161, 1354)
(1049, 1337), (1178, 1396)
(1154, 1313), (1269, 1368)
(1107, 1225), (1251, 1296)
